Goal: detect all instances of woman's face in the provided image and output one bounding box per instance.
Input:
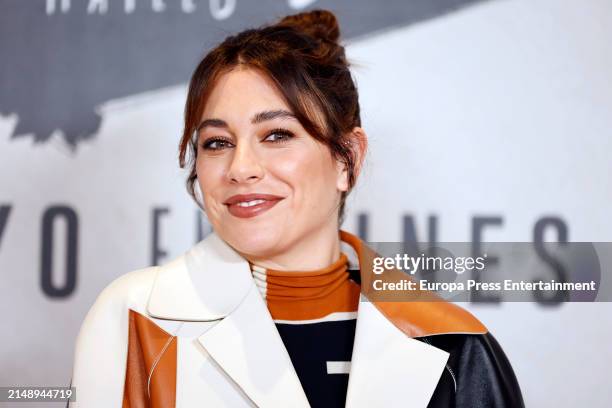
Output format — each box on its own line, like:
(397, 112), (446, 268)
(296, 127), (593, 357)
(195, 67), (348, 259)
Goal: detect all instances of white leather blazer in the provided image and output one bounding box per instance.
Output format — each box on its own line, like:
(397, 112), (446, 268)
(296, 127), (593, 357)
(68, 230), (487, 407)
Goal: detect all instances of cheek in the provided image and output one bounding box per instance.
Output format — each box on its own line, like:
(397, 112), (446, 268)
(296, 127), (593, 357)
(270, 147), (339, 208)
(195, 158), (226, 208)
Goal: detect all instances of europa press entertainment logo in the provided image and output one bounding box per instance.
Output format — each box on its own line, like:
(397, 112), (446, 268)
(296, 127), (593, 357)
(0, 0), (485, 148)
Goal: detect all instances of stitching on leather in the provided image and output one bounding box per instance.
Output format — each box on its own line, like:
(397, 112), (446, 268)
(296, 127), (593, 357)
(420, 337), (457, 393)
(147, 335), (176, 398)
(445, 363), (457, 393)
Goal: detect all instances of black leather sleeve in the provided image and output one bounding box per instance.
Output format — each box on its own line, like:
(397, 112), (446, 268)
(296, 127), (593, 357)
(420, 332), (525, 408)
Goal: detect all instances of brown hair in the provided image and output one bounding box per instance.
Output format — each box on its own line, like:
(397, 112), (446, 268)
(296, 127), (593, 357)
(178, 9), (362, 225)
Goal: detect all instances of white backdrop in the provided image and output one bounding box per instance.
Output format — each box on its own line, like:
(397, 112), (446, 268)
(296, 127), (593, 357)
(1, 0), (611, 406)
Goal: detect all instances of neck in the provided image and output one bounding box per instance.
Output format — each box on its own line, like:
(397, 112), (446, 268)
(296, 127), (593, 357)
(242, 222), (342, 272)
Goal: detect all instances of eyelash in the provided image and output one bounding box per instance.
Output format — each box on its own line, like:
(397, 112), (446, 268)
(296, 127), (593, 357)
(200, 128), (295, 151)
(266, 128), (295, 144)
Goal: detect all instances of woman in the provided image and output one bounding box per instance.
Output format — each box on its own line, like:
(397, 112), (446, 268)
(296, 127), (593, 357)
(69, 9), (524, 408)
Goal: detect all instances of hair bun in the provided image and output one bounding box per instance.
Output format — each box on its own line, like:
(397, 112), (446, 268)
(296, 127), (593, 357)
(278, 9), (340, 43)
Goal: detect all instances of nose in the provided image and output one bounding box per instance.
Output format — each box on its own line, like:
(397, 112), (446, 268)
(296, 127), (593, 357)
(226, 140), (264, 184)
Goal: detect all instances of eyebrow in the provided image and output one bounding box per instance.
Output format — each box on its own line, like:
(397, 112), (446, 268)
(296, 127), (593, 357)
(196, 109), (297, 132)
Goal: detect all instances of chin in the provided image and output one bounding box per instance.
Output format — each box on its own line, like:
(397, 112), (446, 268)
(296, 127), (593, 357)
(219, 221), (286, 258)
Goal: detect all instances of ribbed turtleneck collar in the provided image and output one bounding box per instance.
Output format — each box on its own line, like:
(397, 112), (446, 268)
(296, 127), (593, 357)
(248, 251), (360, 321)
(249, 252), (349, 301)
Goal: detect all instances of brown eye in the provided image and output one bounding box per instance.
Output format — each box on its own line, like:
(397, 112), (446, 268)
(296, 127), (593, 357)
(201, 137), (233, 151)
(264, 128), (295, 143)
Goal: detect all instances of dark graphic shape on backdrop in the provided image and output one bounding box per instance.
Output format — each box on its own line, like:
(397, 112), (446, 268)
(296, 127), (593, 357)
(0, 0), (487, 148)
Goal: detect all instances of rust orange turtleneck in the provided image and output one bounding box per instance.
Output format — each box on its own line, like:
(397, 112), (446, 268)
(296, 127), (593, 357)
(249, 251), (361, 322)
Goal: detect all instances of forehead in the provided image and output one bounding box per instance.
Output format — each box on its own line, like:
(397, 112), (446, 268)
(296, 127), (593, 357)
(201, 67), (291, 120)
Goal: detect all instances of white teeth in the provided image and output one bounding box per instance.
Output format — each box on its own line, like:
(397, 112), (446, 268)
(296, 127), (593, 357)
(237, 199), (266, 207)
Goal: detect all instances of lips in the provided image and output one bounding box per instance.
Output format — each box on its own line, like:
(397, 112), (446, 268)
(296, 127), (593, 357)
(223, 193), (285, 219)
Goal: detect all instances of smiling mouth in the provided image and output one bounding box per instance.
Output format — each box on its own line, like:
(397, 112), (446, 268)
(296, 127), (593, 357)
(224, 196), (284, 219)
(235, 199), (268, 208)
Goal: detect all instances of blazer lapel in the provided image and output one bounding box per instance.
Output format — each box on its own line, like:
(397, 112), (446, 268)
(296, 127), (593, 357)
(197, 282), (311, 408)
(146, 230), (457, 407)
(148, 231), (309, 407)
(345, 296), (450, 408)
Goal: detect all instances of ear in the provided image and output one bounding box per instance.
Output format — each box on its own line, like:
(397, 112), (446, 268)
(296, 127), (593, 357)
(336, 127), (368, 192)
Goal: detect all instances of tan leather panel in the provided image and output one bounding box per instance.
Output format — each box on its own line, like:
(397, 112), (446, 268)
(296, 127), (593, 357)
(122, 309), (177, 408)
(339, 229), (487, 337)
(123, 310), (148, 408)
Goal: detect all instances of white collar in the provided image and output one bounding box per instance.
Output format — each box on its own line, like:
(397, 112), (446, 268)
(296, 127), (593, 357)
(146, 230), (359, 321)
(147, 231), (253, 321)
